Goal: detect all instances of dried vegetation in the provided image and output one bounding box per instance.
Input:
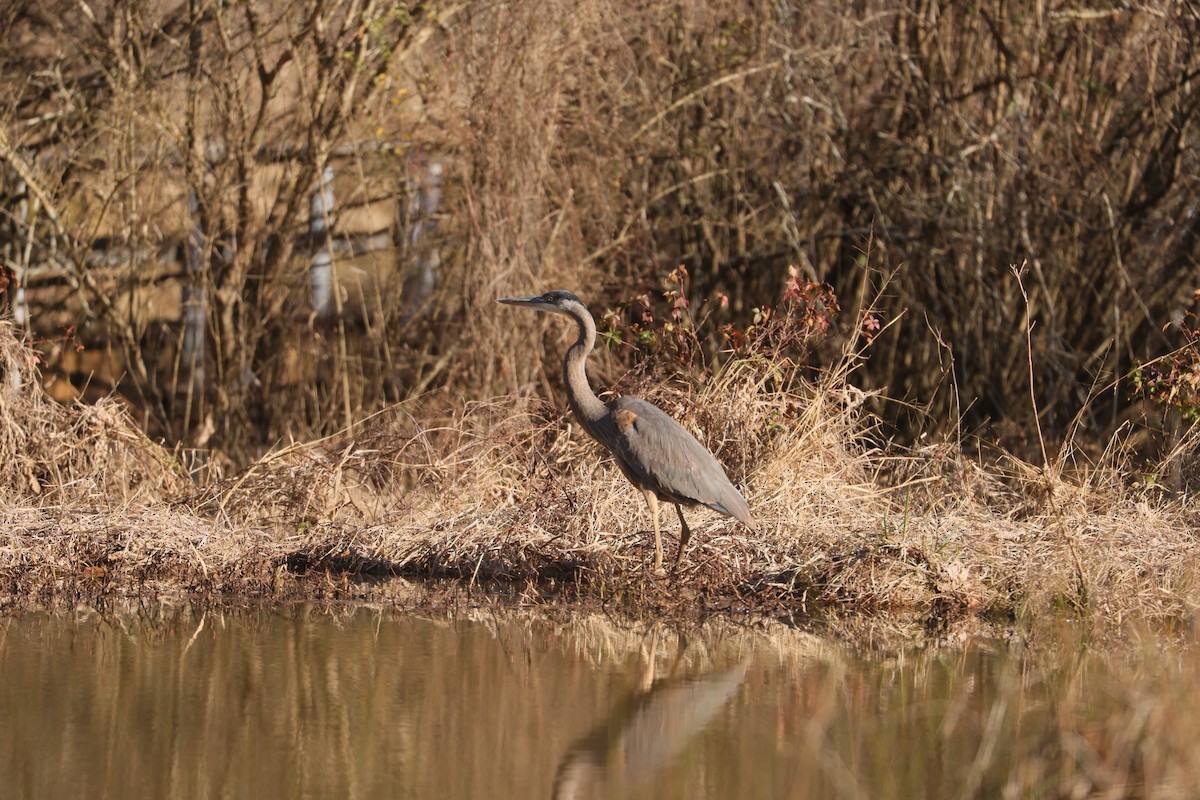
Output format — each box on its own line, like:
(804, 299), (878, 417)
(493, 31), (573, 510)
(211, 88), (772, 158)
(1, 2), (1199, 462)
(2, 319), (1198, 635)
(2, 1), (1200, 631)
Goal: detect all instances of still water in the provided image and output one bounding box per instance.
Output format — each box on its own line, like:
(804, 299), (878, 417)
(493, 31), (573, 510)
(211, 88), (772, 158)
(0, 606), (1194, 799)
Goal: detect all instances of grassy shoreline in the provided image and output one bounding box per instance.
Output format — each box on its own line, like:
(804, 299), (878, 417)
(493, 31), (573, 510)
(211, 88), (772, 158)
(3, 327), (1197, 634)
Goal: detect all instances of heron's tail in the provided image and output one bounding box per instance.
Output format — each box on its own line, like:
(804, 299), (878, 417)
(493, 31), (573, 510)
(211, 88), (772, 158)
(709, 488), (754, 530)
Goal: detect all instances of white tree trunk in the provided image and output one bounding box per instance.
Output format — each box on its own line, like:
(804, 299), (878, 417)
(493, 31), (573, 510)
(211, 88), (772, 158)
(310, 165), (336, 318)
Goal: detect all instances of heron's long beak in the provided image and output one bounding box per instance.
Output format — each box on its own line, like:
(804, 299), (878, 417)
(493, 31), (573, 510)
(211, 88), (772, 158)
(497, 296), (553, 311)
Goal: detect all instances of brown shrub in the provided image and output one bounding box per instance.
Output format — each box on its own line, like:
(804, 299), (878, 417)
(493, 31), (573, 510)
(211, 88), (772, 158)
(3, 2), (1198, 460)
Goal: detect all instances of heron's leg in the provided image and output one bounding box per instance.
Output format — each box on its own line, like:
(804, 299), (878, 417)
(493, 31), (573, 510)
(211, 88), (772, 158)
(673, 504), (693, 568)
(643, 489), (663, 573)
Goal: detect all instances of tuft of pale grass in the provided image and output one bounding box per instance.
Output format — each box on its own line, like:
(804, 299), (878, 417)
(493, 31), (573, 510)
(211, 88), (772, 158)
(0, 323), (184, 506)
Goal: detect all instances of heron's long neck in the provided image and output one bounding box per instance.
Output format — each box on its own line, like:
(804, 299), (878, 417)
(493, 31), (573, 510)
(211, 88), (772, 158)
(564, 309), (608, 429)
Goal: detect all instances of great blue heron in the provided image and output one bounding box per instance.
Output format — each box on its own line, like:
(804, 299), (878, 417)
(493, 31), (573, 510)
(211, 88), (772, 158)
(498, 290), (754, 573)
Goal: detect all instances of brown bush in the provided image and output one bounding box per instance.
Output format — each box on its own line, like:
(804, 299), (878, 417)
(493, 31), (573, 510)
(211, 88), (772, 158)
(1, 1), (1198, 464)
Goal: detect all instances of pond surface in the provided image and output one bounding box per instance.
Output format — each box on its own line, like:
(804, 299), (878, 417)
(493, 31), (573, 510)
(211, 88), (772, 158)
(0, 607), (1195, 799)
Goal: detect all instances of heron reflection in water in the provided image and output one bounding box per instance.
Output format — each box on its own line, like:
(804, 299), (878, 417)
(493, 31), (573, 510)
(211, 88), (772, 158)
(552, 630), (750, 799)
(498, 290), (754, 573)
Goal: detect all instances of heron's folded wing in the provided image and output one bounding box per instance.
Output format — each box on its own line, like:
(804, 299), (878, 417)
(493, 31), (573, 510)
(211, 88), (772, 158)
(609, 397), (752, 524)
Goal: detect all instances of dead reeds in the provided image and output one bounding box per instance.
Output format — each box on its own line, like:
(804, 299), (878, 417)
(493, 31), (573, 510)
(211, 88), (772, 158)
(5, 314), (1198, 635)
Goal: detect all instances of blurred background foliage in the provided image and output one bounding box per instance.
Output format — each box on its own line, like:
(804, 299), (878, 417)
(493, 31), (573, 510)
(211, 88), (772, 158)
(0, 0), (1197, 466)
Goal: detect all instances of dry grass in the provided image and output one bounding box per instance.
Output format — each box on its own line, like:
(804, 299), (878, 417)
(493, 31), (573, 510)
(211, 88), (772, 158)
(0, 324), (184, 505)
(2, 321), (1199, 636)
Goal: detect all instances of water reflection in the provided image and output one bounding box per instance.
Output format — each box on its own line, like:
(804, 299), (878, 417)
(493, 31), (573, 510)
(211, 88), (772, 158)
(1, 608), (1198, 799)
(554, 628), (749, 800)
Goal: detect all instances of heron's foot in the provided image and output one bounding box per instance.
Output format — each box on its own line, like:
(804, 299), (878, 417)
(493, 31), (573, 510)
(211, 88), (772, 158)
(653, 565), (667, 578)
(671, 542), (688, 570)
(669, 540), (692, 573)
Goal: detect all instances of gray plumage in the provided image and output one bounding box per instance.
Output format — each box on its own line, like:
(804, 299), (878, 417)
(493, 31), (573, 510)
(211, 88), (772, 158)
(605, 396), (752, 520)
(498, 289), (754, 572)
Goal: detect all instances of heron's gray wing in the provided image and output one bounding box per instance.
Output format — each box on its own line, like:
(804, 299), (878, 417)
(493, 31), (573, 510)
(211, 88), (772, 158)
(607, 396), (752, 525)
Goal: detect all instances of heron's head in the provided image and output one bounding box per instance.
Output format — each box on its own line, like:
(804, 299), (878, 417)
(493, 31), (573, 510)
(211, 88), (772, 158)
(497, 290), (589, 320)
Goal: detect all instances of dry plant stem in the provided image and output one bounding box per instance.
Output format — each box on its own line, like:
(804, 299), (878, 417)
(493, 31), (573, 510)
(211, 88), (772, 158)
(1012, 263), (1091, 608)
(1011, 263), (1050, 471)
